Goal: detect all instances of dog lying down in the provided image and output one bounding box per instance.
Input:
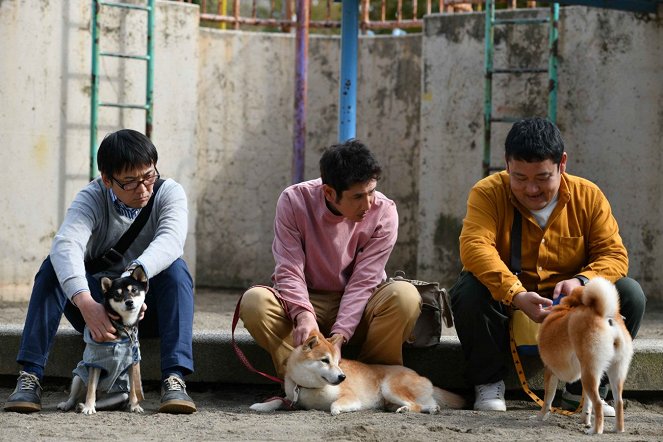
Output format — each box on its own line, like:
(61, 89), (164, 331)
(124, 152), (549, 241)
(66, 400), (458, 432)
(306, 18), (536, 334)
(537, 277), (633, 434)
(250, 330), (465, 415)
(57, 267), (147, 415)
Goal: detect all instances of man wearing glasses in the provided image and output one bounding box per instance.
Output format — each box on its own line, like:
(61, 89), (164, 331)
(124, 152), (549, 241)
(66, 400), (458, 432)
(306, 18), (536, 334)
(4, 129), (196, 414)
(449, 117), (646, 412)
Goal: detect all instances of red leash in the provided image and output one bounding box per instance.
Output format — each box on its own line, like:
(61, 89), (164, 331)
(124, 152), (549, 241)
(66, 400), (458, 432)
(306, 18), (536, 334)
(231, 289), (284, 385)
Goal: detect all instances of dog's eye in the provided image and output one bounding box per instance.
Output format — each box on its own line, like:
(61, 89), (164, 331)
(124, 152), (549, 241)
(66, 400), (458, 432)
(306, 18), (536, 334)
(320, 357), (330, 364)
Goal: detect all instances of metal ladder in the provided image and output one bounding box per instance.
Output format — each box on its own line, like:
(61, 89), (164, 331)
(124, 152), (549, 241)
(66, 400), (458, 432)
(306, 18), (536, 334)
(89, 0), (155, 181)
(483, 0), (559, 177)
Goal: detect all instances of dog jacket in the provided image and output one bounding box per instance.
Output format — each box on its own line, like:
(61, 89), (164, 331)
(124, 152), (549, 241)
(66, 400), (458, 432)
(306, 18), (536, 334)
(72, 326), (141, 393)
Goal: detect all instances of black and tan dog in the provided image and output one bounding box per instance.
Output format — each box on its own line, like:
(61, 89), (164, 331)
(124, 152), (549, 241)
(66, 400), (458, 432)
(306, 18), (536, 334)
(57, 267), (147, 415)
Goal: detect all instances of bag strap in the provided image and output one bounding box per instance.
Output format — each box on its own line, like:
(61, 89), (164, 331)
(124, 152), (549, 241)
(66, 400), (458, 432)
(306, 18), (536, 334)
(509, 319), (580, 416)
(85, 179), (164, 274)
(231, 290), (284, 385)
(510, 207), (522, 275)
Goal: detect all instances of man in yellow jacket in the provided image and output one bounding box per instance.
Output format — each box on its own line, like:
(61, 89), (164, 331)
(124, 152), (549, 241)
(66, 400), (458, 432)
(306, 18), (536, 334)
(450, 117), (646, 412)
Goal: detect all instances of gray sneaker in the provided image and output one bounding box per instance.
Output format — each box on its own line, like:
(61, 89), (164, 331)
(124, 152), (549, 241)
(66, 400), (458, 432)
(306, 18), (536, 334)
(159, 375), (196, 414)
(4, 371), (42, 413)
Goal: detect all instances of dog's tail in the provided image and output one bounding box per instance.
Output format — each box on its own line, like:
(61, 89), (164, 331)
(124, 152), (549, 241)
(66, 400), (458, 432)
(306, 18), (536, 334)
(581, 277), (619, 318)
(433, 387), (466, 409)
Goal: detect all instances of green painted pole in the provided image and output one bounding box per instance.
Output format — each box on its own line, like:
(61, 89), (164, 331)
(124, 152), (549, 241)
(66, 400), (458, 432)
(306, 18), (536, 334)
(548, 2), (559, 124)
(90, 0), (100, 181)
(483, 0), (495, 177)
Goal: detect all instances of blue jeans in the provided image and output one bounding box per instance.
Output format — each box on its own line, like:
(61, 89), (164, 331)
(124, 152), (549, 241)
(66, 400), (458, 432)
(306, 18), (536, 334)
(16, 256), (195, 377)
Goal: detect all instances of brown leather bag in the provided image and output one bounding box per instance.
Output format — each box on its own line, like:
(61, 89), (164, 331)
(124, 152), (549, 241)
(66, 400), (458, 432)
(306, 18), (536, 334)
(390, 271), (454, 347)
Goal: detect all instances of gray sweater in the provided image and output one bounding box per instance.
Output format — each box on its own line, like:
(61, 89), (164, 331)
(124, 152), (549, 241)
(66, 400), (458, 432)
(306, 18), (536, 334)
(50, 177), (188, 300)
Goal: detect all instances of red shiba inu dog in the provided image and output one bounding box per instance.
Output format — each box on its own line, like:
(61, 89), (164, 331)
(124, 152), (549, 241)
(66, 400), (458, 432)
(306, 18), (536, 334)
(537, 277), (633, 434)
(250, 330), (465, 415)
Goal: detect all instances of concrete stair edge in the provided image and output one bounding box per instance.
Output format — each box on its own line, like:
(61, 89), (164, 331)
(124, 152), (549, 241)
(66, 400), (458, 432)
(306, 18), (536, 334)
(1, 325), (661, 391)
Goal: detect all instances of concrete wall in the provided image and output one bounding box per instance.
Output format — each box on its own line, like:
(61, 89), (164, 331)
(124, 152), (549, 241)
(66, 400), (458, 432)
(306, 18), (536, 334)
(194, 31), (421, 287)
(1, 1), (662, 300)
(418, 7), (663, 296)
(0, 0), (198, 299)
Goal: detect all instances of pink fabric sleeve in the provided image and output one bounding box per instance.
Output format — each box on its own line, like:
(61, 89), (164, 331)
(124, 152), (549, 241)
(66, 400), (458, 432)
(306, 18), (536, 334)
(271, 191), (316, 322)
(330, 202), (398, 340)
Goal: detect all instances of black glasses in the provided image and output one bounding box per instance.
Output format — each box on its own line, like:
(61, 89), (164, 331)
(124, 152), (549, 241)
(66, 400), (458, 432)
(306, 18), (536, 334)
(111, 169), (160, 191)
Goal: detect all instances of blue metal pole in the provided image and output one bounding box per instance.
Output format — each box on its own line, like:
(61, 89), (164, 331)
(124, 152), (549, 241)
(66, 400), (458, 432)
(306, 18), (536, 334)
(338, 0), (359, 143)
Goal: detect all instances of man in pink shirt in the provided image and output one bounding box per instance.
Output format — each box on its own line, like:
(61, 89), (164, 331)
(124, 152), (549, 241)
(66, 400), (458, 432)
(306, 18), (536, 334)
(240, 139), (421, 378)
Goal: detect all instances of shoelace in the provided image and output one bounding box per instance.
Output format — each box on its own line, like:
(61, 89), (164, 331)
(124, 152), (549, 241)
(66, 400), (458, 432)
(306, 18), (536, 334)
(477, 384), (503, 400)
(164, 376), (185, 392)
(18, 371), (40, 390)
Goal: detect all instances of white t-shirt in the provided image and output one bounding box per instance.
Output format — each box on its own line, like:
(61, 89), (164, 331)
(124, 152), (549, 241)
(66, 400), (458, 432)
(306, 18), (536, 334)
(530, 192), (559, 229)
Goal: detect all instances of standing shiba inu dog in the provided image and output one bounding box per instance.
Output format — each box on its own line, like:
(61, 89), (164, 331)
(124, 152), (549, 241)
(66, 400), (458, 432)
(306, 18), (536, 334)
(250, 330), (465, 415)
(57, 267), (147, 415)
(537, 277), (633, 434)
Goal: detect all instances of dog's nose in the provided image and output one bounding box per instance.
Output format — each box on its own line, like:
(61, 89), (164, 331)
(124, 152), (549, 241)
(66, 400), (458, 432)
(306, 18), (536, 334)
(337, 374), (346, 383)
(125, 300), (134, 308)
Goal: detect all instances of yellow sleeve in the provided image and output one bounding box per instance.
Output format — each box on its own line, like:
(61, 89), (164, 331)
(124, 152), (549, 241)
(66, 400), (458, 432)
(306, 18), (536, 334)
(459, 183), (526, 303)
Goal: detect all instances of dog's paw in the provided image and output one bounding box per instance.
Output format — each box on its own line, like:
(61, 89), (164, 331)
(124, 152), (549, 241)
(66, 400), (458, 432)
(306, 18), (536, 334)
(78, 403), (96, 415)
(57, 401), (74, 412)
(250, 399), (283, 412)
(426, 405), (440, 415)
(130, 404), (144, 413)
(330, 404), (342, 416)
(537, 411), (551, 421)
(395, 405), (410, 413)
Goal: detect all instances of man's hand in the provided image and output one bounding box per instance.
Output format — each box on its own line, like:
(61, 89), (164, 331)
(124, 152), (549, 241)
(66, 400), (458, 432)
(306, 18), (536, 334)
(75, 291), (117, 342)
(552, 277), (583, 301)
(293, 311), (319, 346)
(512, 291), (553, 323)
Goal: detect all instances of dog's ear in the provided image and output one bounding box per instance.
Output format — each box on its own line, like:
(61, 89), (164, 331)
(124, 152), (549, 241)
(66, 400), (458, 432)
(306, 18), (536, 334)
(101, 277), (113, 293)
(302, 334), (319, 352)
(327, 334), (344, 346)
(131, 266), (148, 284)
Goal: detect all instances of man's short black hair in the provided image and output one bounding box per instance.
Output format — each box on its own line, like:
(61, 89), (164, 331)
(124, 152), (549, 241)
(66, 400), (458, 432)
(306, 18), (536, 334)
(319, 139), (382, 199)
(97, 129), (158, 177)
(505, 117), (565, 164)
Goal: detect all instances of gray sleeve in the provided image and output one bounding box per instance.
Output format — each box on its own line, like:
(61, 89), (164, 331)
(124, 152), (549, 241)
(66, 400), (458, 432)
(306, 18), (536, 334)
(133, 179), (188, 279)
(51, 181), (104, 300)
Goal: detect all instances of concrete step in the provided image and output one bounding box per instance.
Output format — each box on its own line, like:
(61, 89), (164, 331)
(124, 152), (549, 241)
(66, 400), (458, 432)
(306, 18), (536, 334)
(1, 325), (661, 391)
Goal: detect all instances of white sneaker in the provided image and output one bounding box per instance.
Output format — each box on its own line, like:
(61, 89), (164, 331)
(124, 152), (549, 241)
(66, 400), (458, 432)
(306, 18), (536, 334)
(560, 389), (615, 417)
(474, 380), (506, 411)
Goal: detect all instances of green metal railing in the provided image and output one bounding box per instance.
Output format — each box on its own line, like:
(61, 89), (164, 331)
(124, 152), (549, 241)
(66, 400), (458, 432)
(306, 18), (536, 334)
(483, 0), (559, 177)
(90, 0), (155, 181)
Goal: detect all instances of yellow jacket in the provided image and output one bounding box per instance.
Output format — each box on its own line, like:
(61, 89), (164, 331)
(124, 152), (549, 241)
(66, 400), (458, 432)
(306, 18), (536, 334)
(459, 171), (628, 304)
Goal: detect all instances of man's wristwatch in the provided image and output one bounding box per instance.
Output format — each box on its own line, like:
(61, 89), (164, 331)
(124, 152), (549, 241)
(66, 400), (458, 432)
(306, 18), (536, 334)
(575, 275), (589, 286)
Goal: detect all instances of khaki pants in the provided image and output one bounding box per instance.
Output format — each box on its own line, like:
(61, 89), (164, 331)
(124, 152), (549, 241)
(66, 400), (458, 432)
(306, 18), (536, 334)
(239, 280), (421, 379)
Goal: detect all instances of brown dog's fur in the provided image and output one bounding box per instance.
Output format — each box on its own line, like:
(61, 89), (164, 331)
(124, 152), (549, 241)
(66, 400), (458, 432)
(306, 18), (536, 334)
(250, 330), (465, 415)
(537, 277), (633, 434)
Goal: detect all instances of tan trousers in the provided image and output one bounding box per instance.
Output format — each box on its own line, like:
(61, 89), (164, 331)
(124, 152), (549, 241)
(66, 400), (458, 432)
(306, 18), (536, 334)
(239, 280), (421, 379)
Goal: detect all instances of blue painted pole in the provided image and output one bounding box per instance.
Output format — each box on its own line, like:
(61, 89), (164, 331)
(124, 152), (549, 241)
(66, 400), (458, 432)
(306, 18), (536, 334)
(338, 0), (359, 143)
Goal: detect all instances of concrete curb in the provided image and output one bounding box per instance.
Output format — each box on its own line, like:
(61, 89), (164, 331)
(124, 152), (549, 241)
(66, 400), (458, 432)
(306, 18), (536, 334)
(1, 325), (661, 391)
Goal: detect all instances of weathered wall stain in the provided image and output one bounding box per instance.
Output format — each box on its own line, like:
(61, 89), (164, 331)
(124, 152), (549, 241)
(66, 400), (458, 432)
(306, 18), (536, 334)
(433, 213), (463, 287)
